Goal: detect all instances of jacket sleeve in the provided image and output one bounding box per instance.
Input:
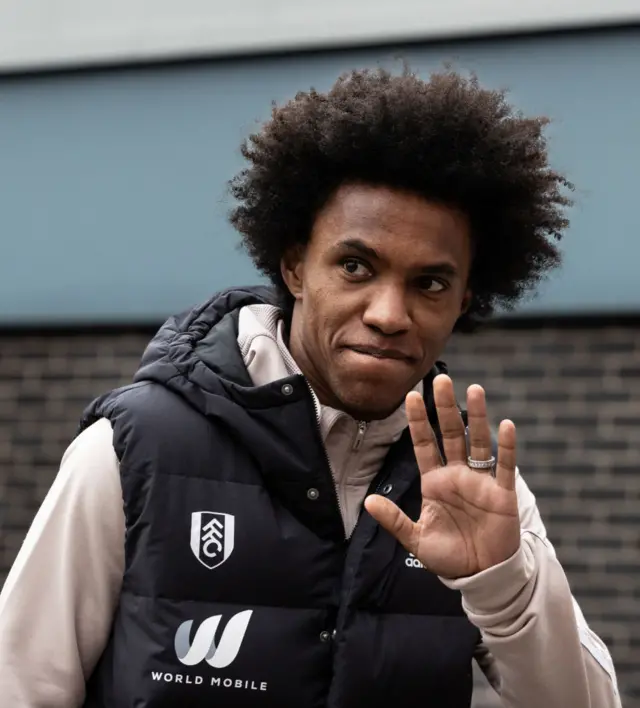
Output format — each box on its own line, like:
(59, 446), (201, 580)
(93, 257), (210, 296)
(441, 470), (621, 708)
(0, 418), (125, 708)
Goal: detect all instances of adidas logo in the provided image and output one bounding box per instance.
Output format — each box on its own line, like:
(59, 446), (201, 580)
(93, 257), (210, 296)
(405, 552), (425, 569)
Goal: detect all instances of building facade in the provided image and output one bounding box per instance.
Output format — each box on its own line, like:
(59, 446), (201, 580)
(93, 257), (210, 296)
(1, 3), (639, 705)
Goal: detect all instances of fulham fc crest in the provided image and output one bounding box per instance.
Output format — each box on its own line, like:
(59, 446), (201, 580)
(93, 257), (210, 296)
(190, 512), (235, 570)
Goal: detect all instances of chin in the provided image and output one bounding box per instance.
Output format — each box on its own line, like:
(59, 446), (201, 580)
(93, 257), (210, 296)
(337, 386), (405, 422)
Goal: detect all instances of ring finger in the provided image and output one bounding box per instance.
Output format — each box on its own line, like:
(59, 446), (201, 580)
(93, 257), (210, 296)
(466, 384), (493, 469)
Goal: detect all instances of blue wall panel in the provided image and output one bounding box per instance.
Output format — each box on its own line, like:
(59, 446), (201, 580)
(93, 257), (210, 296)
(1, 28), (639, 324)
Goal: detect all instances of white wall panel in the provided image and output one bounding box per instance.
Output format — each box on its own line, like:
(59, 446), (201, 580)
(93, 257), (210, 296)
(1, 0), (639, 71)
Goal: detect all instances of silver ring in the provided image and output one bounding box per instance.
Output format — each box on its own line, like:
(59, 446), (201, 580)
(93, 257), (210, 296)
(467, 455), (496, 470)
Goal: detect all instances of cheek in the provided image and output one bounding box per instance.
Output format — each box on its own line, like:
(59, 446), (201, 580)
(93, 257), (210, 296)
(300, 284), (333, 338)
(301, 269), (361, 345)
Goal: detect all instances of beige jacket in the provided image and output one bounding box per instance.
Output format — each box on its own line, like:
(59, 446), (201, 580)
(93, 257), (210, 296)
(0, 304), (621, 707)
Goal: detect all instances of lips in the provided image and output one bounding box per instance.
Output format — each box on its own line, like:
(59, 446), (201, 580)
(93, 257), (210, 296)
(346, 345), (414, 362)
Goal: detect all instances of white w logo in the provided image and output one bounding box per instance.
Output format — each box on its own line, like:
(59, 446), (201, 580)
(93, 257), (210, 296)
(174, 610), (253, 669)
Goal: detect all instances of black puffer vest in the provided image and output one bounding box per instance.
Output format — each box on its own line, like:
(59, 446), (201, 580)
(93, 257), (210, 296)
(81, 287), (481, 708)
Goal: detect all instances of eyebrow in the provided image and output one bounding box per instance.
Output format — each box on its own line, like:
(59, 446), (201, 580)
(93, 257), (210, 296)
(336, 238), (459, 277)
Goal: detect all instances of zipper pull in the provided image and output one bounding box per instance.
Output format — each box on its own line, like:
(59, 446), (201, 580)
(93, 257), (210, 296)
(352, 421), (368, 451)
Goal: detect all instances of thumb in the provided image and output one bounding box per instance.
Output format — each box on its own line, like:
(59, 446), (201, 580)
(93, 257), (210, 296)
(365, 494), (416, 552)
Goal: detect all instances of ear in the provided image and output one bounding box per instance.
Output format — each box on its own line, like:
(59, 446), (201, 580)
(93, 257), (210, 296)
(460, 288), (473, 315)
(280, 246), (305, 300)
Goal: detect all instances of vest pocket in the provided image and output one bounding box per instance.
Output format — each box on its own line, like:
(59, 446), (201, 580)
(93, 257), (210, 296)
(330, 612), (478, 708)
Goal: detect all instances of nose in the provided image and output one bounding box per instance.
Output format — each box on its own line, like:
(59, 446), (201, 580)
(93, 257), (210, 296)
(362, 284), (412, 335)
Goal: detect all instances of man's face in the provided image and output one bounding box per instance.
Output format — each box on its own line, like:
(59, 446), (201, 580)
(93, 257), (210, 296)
(282, 183), (472, 421)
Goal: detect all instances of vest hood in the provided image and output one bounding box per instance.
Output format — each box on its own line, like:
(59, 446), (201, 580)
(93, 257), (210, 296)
(133, 285), (286, 405)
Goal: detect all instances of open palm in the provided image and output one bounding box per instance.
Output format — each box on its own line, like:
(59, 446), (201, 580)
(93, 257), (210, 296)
(365, 375), (520, 580)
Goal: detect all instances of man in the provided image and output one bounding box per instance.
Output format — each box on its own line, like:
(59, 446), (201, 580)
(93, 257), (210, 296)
(0, 67), (620, 707)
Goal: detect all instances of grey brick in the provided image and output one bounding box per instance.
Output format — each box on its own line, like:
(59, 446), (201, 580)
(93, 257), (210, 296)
(583, 438), (629, 451)
(530, 486), (566, 499)
(591, 340), (637, 354)
(608, 513), (640, 525)
(579, 488), (629, 501)
(530, 342), (575, 354)
(554, 415), (599, 427)
(548, 462), (599, 475)
(611, 416), (640, 427)
(606, 563), (640, 575)
(528, 389), (573, 403)
(611, 465), (640, 476)
(523, 439), (568, 452)
(502, 366), (547, 379)
(559, 367), (603, 378)
(585, 391), (630, 403)
(545, 510), (598, 525)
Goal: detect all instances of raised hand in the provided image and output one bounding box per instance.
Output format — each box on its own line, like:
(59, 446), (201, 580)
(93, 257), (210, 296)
(365, 374), (520, 580)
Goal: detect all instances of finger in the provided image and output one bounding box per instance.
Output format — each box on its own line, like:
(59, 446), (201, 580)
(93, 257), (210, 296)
(433, 374), (466, 464)
(406, 391), (442, 473)
(466, 384), (493, 468)
(495, 419), (517, 491)
(365, 494), (417, 553)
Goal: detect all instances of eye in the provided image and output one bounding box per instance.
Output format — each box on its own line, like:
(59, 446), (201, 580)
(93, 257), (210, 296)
(341, 258), (370, 278)
(417, 276), (447, 293)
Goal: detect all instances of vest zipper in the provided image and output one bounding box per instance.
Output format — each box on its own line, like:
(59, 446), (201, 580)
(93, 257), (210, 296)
(305, 380), (347, 540)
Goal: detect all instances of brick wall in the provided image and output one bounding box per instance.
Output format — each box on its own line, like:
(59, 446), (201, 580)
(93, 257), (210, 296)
(0, 321), (638, 706)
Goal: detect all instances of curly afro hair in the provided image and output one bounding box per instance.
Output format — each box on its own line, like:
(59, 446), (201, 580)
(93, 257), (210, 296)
(230, 66), (573, 330)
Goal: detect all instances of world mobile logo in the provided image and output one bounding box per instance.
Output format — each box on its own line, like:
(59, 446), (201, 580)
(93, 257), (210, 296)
(151, 672), (267, 691)
(150, 610), (268, 692)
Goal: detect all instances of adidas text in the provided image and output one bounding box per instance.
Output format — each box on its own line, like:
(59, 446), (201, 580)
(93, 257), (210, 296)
(405, 553), (425, 569)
